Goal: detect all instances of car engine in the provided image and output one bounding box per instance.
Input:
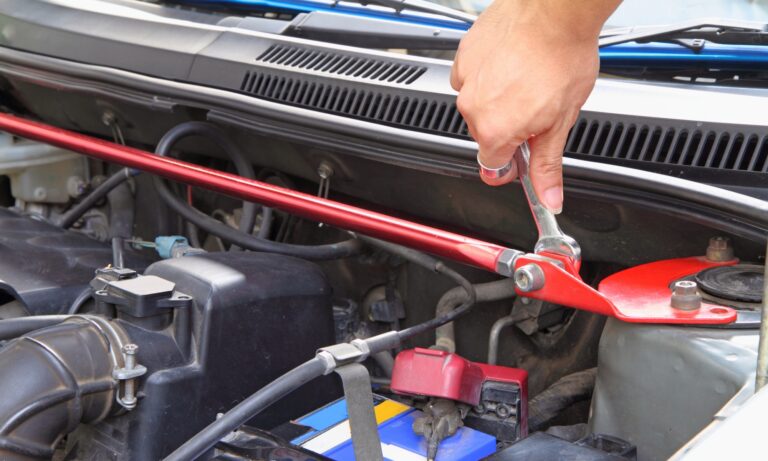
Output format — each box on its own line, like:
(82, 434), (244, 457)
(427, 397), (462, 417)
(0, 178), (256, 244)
(0, 2), (766, 461)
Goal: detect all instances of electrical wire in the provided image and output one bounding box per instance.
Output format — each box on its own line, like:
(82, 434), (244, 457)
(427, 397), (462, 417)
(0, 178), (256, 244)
(153, 122), (361, 260)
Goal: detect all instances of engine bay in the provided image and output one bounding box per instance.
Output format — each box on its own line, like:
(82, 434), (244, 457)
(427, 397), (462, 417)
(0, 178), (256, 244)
(0, 113), (763, 461)
(0, 1), (766, 459)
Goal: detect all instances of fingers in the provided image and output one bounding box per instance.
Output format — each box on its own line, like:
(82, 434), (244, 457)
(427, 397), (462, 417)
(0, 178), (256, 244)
(450, 51), (463, 91)
(528, 122), (571, 214)
(478, 149), (518, 186)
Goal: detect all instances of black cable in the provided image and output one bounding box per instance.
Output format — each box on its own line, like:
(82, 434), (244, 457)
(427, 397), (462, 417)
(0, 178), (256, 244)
(0, 315), (70, 341)
(163, 357), (327, 461)
(155, 121), (259, 250)
(153, 124), (361, 260)
(55, 168), (136, 229)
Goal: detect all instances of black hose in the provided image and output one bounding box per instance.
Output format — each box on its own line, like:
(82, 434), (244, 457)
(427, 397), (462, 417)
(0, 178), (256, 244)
(55, 168), (136, 229)
(153, 123), (361, 260)
(357, 236), (477, 342)
(0, 315), (69, 341)
(434, 278), (517, 353)
(163, 357), (327, 461)
(528, 368), (598, 432)
(67, 286), (93, 315)
(155, 122), (259, 250)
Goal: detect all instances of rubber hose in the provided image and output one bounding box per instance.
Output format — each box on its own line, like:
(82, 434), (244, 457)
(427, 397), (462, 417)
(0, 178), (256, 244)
(0, 315), (70, 341)
(357, 236), (477, 342)
(0, 318), (120, 460)
(528, 368), (598, 432)
(56, 168), (136, 229)
(67, 287), (93, 315)
(153, 125), (361, 260)
(163, 357), (327, 461)
(434, 278), (517, 353)
(155, 122), (259, 249)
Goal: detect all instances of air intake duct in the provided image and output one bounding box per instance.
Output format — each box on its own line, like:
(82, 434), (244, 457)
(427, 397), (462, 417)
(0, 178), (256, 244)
(0, 317), (126, 460)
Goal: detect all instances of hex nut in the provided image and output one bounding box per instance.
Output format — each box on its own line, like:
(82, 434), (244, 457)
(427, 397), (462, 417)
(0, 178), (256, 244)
(514, 264), (545, 292)
(670, 280), (702, 311)
(706, 236), (735, 262)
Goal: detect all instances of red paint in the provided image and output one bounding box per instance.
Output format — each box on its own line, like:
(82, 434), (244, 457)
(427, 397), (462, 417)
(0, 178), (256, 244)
(0, 113), (507, 272)
(514, 255), (737, 324)
(391, 348), (528, 436)
(598, 256), (739, 323)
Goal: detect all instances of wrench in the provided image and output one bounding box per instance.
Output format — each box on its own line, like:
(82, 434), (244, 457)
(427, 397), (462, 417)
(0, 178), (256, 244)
(515, 142), (581, 268)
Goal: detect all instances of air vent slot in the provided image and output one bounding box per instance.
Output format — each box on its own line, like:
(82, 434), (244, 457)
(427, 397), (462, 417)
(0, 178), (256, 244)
(256, 45), (427, 85)
(240, 71), (468, 138)
(566, 117), (768, 173)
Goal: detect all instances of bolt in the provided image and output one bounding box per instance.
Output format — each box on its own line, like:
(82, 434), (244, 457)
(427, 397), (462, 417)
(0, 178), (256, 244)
(706, 236), (735, 262)
(514, 264), (545, 292)
(495, 404), (511, 419)
(67, 176), (87, 198)
(671, 280), (702, 311)
(101, 111), (117, 127)
(317, 162), (334, 180)
(122, 344), (138, 408)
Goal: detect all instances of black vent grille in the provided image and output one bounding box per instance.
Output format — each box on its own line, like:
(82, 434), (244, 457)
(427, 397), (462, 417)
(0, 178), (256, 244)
(566, 117), (768, 173)
(240, 71), (468, 137)
(256, 45), (427, 85)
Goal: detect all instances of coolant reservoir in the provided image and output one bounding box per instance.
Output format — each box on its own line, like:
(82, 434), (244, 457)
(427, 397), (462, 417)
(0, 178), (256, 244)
(0, 133), (87, 204)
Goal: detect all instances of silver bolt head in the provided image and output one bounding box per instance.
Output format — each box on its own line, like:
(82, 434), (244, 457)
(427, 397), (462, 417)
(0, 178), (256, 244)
(671, 281), (702, 310)
(514, 264), (545, 292)
(122, 343), (138, 354)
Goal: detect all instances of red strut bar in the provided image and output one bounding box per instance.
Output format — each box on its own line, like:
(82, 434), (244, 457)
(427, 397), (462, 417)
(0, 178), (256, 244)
(0, 113), (507, 272)
(0, 113), (736, 325)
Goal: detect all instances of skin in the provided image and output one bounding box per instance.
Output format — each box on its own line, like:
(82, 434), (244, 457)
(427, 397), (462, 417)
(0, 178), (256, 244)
(451, 0), (621, 213)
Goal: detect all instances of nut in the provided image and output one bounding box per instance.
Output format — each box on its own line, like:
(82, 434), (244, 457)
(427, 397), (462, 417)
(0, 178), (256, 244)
(706, 236), (735, 262)
(495, 249), (523, 277)
(670, 280), (702, 311)
(514, 264), (545, 292)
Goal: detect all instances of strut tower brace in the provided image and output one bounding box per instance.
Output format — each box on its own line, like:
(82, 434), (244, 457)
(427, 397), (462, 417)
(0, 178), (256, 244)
(0, 113), (735, 325)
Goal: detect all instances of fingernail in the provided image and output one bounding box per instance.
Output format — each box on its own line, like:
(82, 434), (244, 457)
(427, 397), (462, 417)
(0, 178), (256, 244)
(542, 186), (563, 214)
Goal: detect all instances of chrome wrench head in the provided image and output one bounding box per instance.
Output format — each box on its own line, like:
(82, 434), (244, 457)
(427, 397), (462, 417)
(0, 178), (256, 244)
(515, 142), (581, 265)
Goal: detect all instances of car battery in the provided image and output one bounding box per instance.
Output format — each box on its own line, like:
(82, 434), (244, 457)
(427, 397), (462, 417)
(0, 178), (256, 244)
(285, 395), (497, 461)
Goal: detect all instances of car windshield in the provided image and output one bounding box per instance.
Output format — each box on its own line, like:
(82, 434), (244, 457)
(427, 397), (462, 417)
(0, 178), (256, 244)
(430, 0), (768, 27)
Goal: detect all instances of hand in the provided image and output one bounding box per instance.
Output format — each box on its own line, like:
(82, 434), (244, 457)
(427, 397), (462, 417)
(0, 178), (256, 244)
(451, 0), (620, 213)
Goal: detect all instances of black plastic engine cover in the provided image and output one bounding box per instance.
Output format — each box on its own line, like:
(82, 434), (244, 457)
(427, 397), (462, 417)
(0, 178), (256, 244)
(66, 252), (338, 460)
(0, 208), (149, 316)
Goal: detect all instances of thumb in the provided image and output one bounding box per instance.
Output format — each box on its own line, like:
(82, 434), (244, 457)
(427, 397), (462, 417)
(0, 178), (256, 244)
(528, 123), (570, 214)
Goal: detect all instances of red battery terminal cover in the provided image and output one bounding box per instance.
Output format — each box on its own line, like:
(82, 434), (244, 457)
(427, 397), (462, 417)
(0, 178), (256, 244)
(391, 348), (528, 435)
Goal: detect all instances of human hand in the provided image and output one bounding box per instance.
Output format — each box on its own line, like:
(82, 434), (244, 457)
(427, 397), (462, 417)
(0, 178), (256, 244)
(451, 0), (620, 213)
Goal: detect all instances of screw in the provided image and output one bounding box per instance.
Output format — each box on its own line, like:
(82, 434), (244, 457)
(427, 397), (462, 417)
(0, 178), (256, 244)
(495, 404), (511, 419)
(671, 280), (702, 311)
(514, 264), (545, 292)
(706, 236), (735, 262)
(317, 162), (334, 180)
(122, 344), (138, 408)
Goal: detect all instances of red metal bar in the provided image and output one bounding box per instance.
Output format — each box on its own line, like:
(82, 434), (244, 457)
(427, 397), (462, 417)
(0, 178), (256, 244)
(0, 113), (507, 272)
